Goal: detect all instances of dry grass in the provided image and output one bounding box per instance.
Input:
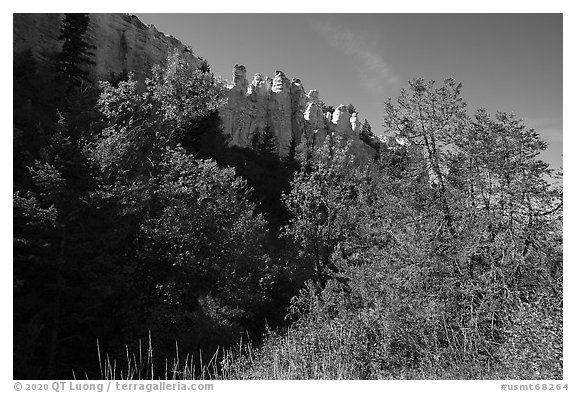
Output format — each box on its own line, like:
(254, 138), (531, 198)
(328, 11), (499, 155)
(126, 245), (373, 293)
(97, 301), (562, 381)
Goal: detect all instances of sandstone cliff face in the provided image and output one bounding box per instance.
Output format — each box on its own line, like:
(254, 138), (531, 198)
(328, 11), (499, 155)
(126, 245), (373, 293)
(269, 71), (293, 152)
(13, 13), (201, 80)
(220, 65), (376, 160)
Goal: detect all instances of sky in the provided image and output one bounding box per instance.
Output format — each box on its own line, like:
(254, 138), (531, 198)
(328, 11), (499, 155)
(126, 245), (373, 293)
(135, 14), (562, 170)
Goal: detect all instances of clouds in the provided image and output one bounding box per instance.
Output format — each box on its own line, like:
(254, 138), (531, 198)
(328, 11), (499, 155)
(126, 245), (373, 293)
(538, 128), (563, 144)
(502, 116), (562, 169)
(524, 117), (563, 144)
(312, 20), (398, 94)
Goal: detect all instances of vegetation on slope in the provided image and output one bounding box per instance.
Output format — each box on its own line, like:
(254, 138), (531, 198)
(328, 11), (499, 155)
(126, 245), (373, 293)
(13, 14), (562, 379)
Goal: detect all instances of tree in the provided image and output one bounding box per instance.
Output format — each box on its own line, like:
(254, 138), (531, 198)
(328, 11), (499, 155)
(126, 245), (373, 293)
(360, 119), (371, 136)
(250, 124), (277, 157)
(95, 51), (226, 185)
(13, 114), (123, 378)
(383, 78), (468, 271)
(284, 133), (300, 172)
(131, 148), (269, 353)
(346, 103), (357, 115)
(92, 52), (271, 363)
(57, 14), (96, 87)
(321, 101), (335, 115)
(379, 78), (562, 375)
(448, 109), (562, 294)
(383, 78), (467, 187)
(282, 136), (363, 292)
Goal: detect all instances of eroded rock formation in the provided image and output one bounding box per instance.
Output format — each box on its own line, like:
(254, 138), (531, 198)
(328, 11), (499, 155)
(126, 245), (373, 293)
(13, 13), (379, 161)
(220, 66), (377, 160)
(269, 71), (293, 152)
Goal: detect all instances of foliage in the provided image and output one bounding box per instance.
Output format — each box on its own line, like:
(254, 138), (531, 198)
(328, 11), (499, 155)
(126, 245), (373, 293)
(126, 147), (271, 352)
(244, 78), (563, 380)
(95, 52), (226, 181)
(87, 78), (563, 380)
(14, 50), (279, 378)
(57, 14), (96, 87)
(250, 124), (277, 156)
(282, 136), (365, 291)
(320, 101), (334, 114)
(90, 52), (292, 370)
(13, 39), (110, 377)
(13, 41), (562, 380)
(13, 112), (125, 378)
(360, 119), (371, 135)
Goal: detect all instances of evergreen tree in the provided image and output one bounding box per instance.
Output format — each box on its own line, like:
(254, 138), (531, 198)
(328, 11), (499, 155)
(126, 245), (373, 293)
(13, 114), (123, 379)
(346, 103), (357, 115)
(360, 119), (372, 136)
(321, 101), (334, 115)
(284, 133), (300, 172)
(57, 14), (96, 87)
(251, 124), (277, 157)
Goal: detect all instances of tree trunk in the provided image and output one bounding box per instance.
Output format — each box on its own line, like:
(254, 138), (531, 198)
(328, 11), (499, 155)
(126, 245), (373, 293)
(48, 223), (66, 378)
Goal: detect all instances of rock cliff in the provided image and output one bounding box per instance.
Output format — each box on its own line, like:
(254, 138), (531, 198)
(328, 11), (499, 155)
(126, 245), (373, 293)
(220, 65), (376, 159)
(14, 13), (378, 160)
(13, 13), (201, 81)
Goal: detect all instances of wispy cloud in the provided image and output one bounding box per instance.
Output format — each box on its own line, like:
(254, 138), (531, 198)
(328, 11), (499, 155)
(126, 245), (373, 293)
(538, 128), (563, 144)
(524, 117), (563, 143)
(312, 21), (398, 94)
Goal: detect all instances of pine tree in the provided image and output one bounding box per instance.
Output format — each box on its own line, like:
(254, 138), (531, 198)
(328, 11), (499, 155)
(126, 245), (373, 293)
(287, 133), (297, 161)
(251, 124), (277, 157)
(13, 114), (113, 378)
(57, 14), (96, 87)
(346, 103), (357, 115)
(360, 119), (372, 136)
(321, 102), (334, 115)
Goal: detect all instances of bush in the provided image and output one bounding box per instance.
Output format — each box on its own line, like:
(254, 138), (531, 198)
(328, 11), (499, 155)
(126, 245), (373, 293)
(495, 298), (562, 379)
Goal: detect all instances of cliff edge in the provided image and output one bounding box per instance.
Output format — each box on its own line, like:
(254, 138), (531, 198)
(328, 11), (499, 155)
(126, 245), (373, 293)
(13, 13), (201, 81)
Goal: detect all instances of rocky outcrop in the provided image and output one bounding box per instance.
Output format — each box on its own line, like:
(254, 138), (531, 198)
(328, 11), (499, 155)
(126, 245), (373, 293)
(248, 73), (272, 98)
(232, 64), (249, 95)
(269, 71), (293, 152)
(221, 67), (311, 155)
(290, 78), (307, 146)
(331, 105), (352, 137)
(13, 13), (201, 81)
(13, 13), (379, 161)
(303, 90), (325, 146)
(220, 65), (377, 160)
(350, 112), (361, 134)
(326, 105), (374, 161)
(304, 90), (323, 129)
(220, 65), (268, 148)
